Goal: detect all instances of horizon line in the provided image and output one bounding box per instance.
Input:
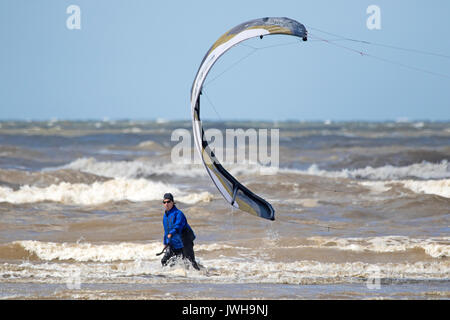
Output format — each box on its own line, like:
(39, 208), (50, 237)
(0, 117), (448, 123)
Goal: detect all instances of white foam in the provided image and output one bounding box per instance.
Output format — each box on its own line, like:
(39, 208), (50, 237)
(303, 160), (450, 180)
(399, 179), (450, 198)
(60, 157), (206, 178)
(0, 178), (213, 205)
(3, 239), (449, 286)
(17, 240), (161, 262)
(361, 179), (450, 198)
(307, 236), (450, 258)
(2, 258), (448, 286)
(38, 158), (450, 200)
(15, 241), (238, 262)
(55, 157), (282, 179)
(56, 157), (450, 182)
(206, 259), (450, 284)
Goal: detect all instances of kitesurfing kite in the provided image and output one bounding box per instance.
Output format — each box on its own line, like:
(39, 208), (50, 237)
(190, 17), (308, 221)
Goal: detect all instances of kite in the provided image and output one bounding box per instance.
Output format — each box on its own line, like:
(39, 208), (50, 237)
(190, 17), (308, 221)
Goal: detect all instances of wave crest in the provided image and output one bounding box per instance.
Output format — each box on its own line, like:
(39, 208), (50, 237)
(0, 178), (213, 205)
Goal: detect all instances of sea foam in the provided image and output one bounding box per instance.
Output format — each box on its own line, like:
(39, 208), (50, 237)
(303, 160), (450, 180)
(59, 157), (205, 178)
(307, 236), (450, 258)
(4, 239), (448, 286)
(15, 240), (238, 262)
(360, 179), (450, 198)
(0, 178), (213, 205)
(51, 158), (450, 182)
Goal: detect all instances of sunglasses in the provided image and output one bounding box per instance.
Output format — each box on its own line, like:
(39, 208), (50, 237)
(163, 200), (172, 204)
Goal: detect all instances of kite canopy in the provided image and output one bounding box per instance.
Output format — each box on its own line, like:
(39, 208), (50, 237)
(191, 17), (308, 221)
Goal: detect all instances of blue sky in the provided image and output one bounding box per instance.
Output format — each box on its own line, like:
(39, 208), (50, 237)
(1, 0), (449, 121)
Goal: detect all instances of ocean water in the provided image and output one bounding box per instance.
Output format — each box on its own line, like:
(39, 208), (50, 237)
(0, 120), (448, 299)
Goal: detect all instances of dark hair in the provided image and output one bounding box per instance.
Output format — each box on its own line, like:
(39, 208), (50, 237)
(163, 193), (174, 202)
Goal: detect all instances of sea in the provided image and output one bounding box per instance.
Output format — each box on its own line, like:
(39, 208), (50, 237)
(0, 119), (448, 300)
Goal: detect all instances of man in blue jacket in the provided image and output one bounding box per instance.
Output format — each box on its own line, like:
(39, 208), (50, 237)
(161, 193), (200, 270)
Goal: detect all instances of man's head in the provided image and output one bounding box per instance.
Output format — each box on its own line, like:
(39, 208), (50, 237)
(163, 193), (174, 211)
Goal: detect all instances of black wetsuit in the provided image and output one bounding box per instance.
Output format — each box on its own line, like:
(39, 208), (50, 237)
(160, 227), (199, 270)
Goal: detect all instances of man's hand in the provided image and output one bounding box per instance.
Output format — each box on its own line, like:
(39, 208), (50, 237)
(167, 233), (172, 239)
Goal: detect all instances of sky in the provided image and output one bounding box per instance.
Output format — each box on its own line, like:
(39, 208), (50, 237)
(0, 0), (449, 121)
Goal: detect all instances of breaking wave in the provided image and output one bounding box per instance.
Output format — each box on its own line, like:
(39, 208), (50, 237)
(13, 236), (449, 263)
(360, 179), (450, 198)
(303, 160), (450, 180)
(307, 236), (450, 258)
(0, 178), (213, 205)
(58, 157), (205, 179)
(2, 238), (446, 286)
(46, 158), (450, 182)
(13, 241), (237, 262)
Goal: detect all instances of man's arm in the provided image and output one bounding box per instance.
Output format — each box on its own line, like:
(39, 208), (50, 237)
(169, 211), (186, 236)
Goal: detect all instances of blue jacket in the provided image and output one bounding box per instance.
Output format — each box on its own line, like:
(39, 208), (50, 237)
(163, 205), (195, 249)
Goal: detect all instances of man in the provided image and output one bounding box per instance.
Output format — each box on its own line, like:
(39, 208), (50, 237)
(161, 193), (200, 270)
